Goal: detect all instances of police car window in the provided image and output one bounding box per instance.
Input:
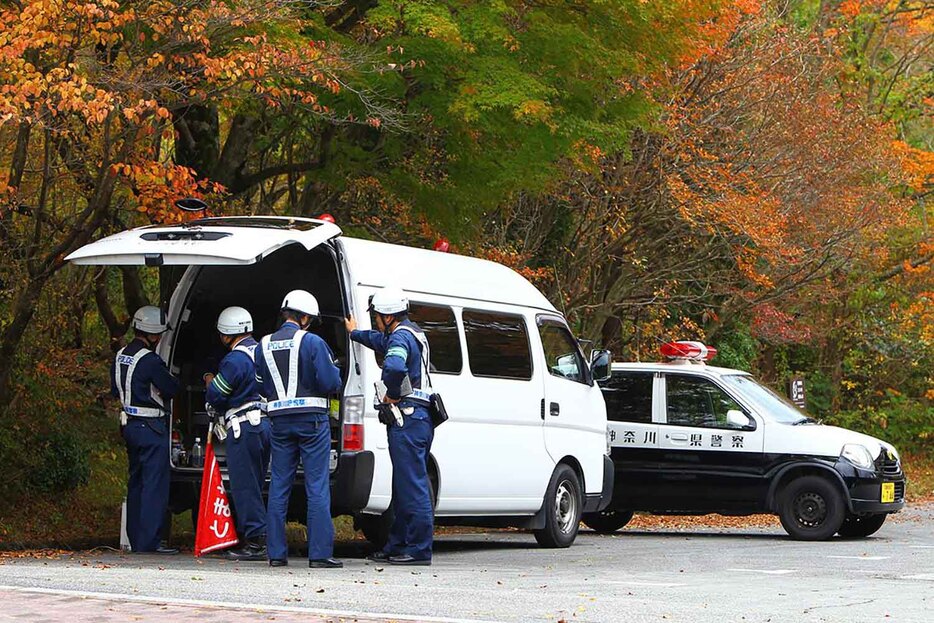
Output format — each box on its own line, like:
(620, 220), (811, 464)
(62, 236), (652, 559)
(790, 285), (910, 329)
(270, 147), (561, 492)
(602, 372), (653, 423)
(536, 319), (587, 384)
(666, 374), (749, 429)
(462, 310), (533, 380)
(409, 303), (462, 374)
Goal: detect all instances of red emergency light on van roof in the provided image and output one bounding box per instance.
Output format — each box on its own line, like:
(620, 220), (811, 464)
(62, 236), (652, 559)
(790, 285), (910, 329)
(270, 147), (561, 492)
(660, 341), (717, 362)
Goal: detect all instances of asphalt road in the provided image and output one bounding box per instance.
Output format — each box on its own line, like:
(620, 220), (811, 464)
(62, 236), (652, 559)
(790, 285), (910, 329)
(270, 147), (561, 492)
(1, 505), (932, 623)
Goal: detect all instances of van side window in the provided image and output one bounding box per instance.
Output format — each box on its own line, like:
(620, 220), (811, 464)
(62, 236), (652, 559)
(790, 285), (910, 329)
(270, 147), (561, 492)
(602, 372), (653, 423)
(462, 310), (533, 380)
(409, 303), (462, 374)
(536, 318), (588, 384)
(665, 374), (749, 429)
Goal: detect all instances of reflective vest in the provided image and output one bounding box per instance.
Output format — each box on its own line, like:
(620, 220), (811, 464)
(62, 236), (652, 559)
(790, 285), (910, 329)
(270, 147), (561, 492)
(259, 329), (329, 415)
(114, 345), (165, 418)
(225, 341), (263, 421)
(394, 325), (433, 405)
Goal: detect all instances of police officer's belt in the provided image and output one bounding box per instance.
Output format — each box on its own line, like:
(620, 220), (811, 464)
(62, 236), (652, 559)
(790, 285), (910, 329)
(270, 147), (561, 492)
(266, 397), (329, 412)
(226, 410), (265, 430)
(122, 406), (164, 418)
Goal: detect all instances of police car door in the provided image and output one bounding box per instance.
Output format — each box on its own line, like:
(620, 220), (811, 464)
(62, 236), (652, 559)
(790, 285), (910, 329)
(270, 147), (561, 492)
(602, 370), (662, 509)
(656, 372), (765, 511)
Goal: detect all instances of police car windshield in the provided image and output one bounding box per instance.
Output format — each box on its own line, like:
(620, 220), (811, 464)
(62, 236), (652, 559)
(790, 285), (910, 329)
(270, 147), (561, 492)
(720, 374), (808, 424)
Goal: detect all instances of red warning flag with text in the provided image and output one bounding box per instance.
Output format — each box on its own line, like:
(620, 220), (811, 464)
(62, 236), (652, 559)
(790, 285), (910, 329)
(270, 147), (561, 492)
(194, 439), (238, 556)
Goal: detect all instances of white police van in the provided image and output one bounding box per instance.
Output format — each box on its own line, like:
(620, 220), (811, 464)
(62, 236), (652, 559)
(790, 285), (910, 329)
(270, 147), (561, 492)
(67, 215), (613, 547)
(585, 341), (906, 540)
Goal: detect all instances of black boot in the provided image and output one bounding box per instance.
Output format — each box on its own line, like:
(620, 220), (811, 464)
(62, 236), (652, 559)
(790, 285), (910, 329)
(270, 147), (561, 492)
(227, 537), (267, 561)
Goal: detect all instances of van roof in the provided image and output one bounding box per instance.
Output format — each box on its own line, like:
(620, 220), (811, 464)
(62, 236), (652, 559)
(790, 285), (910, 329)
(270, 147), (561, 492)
(339, 237), (557, 312)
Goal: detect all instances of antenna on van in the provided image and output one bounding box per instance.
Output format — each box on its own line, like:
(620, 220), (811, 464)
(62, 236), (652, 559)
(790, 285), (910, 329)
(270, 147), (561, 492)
(175, 197), (208, 213)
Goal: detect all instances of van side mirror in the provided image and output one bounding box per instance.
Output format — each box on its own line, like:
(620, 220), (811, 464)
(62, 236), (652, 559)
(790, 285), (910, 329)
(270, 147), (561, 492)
(590, 349), (612, 383)
(726, 409), (752, 430)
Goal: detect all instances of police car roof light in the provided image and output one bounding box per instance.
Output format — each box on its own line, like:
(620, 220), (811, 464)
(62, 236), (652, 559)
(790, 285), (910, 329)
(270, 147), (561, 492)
(660, 340), (717, 363)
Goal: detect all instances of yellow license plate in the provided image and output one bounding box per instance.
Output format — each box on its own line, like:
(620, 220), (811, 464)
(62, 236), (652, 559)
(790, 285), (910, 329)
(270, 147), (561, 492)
(881, 482), (895, 503)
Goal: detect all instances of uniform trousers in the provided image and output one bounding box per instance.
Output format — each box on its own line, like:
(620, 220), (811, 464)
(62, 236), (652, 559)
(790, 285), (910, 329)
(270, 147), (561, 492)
(225, 418), (271, 541)
(266, 413), (333, 561)
(384, 408), (434, 560)
(123, 417), (170, 552)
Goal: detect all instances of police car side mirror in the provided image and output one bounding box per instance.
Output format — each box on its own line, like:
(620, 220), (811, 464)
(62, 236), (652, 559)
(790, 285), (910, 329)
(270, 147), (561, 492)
(726, 409), (752, 430)
(590, 349), (612, 383)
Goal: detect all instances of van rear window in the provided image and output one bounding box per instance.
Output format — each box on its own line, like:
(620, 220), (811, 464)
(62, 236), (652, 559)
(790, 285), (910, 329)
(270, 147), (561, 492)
(462, 310), (532, 380)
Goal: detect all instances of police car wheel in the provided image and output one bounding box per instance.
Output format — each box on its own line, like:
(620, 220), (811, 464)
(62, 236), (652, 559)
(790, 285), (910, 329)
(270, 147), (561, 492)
(582, 509), (634, 534)
(356, 510), (392, 549)
(778, 475), (846, 541)
(837, 513), (887, 539)
(534, 464), (582, 548)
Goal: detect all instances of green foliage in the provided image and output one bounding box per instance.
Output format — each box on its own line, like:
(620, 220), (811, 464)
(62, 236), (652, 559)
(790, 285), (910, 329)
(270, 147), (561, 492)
(715, 324), (759, 371)
(825, 400), (934, 455)
(28, 431), (91, 494)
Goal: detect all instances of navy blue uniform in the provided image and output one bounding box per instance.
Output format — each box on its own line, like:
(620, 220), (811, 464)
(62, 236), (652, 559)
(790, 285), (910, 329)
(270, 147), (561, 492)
(351, 319), (434, 561)
(255, 321), (342, 561)
(111, 338), (179, 552)
(205, 336), (270, 542)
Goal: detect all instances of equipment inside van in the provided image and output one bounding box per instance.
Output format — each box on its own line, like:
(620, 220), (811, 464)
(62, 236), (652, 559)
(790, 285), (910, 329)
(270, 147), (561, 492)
(69, 216), (614, 548)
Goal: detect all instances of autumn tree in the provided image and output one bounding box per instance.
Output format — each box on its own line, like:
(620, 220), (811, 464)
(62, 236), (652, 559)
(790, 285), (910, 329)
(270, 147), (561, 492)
(0, 0), (386, 409)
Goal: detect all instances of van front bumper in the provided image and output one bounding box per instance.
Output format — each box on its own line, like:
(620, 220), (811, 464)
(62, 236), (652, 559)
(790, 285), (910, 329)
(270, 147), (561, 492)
(583, 455), (615, 513)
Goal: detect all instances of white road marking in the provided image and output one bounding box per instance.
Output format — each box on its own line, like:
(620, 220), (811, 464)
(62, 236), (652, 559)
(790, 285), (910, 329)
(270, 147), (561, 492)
(0, 585), (498, 623)
(727, 568), (795, 575)
(910, 546), (934, 549)
(901, 574), (934, 581)
(606, 580), (687, 588)
(827, 555), (890, 561)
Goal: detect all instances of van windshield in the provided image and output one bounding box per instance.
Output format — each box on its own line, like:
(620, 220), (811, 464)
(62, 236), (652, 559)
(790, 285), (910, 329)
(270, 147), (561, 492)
(719, 374), (812, 424)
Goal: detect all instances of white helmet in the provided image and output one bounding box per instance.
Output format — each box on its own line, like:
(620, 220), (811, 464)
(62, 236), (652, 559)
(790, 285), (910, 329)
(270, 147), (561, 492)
(281, 289), (320, 317)
(217, 306), (253, 335)
(369, 286), (408, 315)
(132, 305), (168, 334)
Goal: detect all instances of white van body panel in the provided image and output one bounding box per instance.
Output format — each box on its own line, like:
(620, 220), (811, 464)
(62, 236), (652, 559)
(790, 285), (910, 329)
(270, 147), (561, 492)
(70, 217), (610, 523)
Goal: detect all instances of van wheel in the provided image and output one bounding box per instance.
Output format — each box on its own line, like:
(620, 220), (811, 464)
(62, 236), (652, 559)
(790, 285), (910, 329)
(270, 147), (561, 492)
(534, 464), (582, 548)
(778, 475), (846, 541)
(355, 510), (392, 549)
(837, 513), (887, 538)
(582, 509), (634, 534)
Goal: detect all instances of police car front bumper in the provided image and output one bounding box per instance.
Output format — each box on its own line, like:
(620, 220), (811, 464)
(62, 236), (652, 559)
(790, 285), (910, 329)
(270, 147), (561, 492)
(834, 458), (906, 514)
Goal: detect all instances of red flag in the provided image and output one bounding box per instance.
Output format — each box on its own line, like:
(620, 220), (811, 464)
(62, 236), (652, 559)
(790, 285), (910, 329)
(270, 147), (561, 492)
(194, 438), (239, 556)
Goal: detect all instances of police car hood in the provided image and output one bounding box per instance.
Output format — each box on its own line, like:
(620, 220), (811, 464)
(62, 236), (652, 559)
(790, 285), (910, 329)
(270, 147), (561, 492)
(783, 422), (896, 458)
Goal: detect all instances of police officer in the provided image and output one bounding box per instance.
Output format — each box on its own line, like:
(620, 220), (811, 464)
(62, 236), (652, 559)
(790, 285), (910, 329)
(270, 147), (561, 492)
(255, 290), (343, 568)
(205, 306), (270, 561)
(345, 286), (434, 566)
(111, 305), (179, 554)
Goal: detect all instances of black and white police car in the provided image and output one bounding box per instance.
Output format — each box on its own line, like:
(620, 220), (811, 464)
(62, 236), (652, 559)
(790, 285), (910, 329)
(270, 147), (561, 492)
(585, 341), (906, 540)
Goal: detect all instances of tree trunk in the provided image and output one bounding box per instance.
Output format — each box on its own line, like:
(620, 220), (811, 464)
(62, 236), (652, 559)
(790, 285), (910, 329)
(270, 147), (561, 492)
(173, 105), (220, 180)
(0, 276), (46, 413)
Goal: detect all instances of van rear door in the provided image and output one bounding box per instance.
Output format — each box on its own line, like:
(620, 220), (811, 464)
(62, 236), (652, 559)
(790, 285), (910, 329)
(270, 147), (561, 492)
(66, 217), (341, 266)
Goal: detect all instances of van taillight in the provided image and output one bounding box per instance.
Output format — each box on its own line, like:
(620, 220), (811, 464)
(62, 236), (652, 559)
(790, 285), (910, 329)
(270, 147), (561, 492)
(342, 395), (365, 452)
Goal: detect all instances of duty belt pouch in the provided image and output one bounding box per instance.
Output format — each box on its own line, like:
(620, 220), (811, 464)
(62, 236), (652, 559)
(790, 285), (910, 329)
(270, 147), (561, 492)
(428, 393), (449, 428)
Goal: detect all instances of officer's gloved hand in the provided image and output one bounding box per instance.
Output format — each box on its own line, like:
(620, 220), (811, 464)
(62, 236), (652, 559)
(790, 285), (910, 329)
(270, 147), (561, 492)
(376, 403), (396, 426)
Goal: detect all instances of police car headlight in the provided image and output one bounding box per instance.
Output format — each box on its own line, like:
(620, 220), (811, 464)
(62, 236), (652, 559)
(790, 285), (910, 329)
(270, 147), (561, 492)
(841, 444), (875, 470)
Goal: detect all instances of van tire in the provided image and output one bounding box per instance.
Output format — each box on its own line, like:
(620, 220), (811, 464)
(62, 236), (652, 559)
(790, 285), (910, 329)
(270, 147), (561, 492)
(582, 509), (634, 534)
(356, 510), (392, 549)
(534, 464), (582, 548)
(778, 475), (846, 541)
(837, 513), (887, 538)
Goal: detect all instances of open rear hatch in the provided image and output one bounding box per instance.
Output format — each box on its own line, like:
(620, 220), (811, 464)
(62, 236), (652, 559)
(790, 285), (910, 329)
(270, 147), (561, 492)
(66, 216), (342, 266)
(67, 216), (348, 475)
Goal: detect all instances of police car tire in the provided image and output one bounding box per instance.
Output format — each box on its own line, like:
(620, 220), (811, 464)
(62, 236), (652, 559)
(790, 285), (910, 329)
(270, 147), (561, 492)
(534, 464), (582, 548)
(778, 475), (846, 541)
(356, 510), (392, 549)
(836, 513), (887, 539)
(582, 509), (634, 534)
